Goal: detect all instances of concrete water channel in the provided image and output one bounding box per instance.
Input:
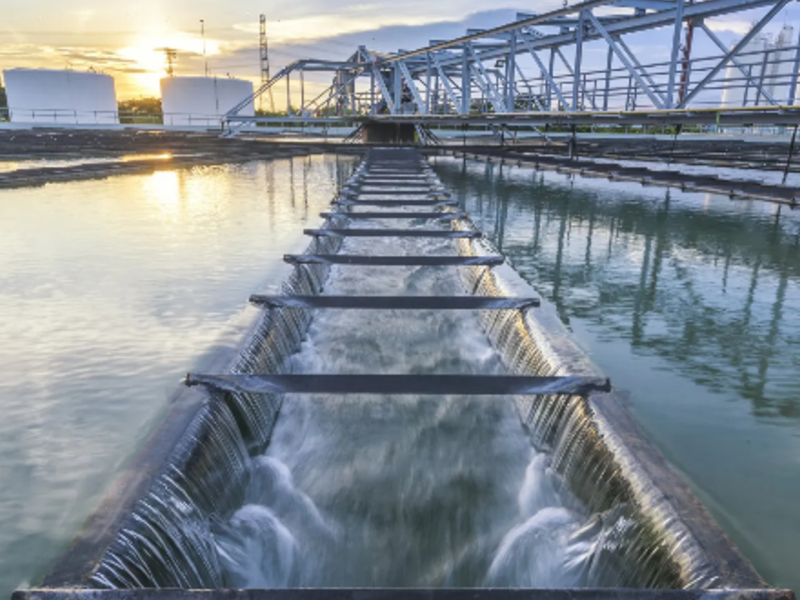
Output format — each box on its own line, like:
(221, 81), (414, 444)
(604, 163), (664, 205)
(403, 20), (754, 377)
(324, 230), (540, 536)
(1, 140), (797, 599)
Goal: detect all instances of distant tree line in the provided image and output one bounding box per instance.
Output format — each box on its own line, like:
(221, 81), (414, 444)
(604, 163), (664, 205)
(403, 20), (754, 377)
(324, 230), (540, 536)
(117, 97), (162, 124)
(118, 97), (161, 114)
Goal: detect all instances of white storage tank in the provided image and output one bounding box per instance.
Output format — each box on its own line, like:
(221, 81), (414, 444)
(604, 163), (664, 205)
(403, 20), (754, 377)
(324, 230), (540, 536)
(720, 27), (798, 107)
(765, 25), (796, 104)
(721, 35), (770, 108)
(160, 77), (254, 127)
(3, 68), (119, 124)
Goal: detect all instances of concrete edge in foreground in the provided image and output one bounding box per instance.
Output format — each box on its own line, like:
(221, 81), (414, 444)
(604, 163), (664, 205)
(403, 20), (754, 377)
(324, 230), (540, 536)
(12, 588), (797, 600)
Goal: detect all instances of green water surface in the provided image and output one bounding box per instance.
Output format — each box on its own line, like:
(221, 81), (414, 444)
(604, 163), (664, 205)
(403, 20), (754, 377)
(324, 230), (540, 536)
(433, 156), (800, 593)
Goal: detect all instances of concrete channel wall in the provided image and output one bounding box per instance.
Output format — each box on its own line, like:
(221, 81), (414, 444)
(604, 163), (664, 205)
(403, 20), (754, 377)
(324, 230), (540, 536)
(455, 231), (767, 588)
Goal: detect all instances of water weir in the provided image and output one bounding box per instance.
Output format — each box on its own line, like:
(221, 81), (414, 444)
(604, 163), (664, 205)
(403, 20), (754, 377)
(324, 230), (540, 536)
(19, 148), (793, 600)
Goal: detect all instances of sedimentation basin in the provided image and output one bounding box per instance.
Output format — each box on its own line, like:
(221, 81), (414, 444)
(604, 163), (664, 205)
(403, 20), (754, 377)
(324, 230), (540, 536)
(9, 147), (794, 600)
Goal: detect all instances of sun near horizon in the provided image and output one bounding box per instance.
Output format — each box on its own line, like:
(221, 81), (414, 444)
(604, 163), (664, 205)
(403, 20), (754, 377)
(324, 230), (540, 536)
(0, 1), (481, 101)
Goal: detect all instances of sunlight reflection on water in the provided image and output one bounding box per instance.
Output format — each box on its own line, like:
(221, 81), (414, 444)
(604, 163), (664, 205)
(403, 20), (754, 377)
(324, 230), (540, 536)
(0, 155), (357, 597)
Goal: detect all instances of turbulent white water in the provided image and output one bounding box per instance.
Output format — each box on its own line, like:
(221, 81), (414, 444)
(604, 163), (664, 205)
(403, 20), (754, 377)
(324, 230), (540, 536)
(211, 186), (597, 587)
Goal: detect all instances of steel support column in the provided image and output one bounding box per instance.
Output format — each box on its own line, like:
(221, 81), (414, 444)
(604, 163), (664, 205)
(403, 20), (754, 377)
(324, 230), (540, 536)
(425, 53), (432, 113)
(573, 10), (586, 110)
(506, 35), (517, 111)
(603, 44), (613, 110)
(286, 72), (291, 115)
(665, 0), (685, 108)
(548, 47), (556, 110)
(370, 68), (376, 115)
(461, 47), (471, 114)
(300, 69), (305, 115)
(393, 63), (403, 114)
(433, 70), (440, 113)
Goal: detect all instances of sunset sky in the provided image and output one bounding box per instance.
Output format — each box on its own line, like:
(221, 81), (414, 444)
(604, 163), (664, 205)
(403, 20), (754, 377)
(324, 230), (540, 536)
(1, 0), (796, 99)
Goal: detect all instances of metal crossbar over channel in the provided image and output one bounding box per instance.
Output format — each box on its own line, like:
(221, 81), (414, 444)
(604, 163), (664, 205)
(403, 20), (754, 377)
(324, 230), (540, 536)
(185, 373), (612, 396)
(334, 199), (458, 207)
(249, 295), (539, 309)
(304, 228), (482, 238)
(344, 189), (445, 195)
(320, 211), (467, 219)
(355, 178), (438, 183)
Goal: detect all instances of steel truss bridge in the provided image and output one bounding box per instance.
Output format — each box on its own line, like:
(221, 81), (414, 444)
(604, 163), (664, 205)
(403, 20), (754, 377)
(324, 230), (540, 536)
(224, 0), (800, 134)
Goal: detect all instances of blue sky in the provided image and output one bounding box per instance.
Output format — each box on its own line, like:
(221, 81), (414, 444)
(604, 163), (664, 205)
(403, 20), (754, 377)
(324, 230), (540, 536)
(0, 0), (796, 99)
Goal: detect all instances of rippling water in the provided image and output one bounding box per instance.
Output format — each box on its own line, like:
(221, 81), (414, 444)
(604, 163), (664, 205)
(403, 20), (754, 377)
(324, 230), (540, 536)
(0, 155), (357, 598)
(432, 156), (800, 594)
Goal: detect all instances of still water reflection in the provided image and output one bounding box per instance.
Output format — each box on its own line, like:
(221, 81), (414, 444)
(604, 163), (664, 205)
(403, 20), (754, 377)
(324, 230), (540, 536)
(0, 155), (357, 598)
(3, 152), (798, 595)
(433, 156), (800, 593)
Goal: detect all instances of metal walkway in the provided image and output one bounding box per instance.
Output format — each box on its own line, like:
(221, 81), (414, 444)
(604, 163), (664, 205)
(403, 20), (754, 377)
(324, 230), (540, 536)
(222, 0), (800, 138)
(187, 148), (610, 398)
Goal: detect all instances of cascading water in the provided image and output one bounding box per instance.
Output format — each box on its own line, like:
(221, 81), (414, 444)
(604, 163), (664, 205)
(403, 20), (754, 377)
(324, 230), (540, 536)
(71, 149), (766, 593)
(201, 168), (654, 587)
(85, 216), (346, 589)
(210, 230), (592, 587)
